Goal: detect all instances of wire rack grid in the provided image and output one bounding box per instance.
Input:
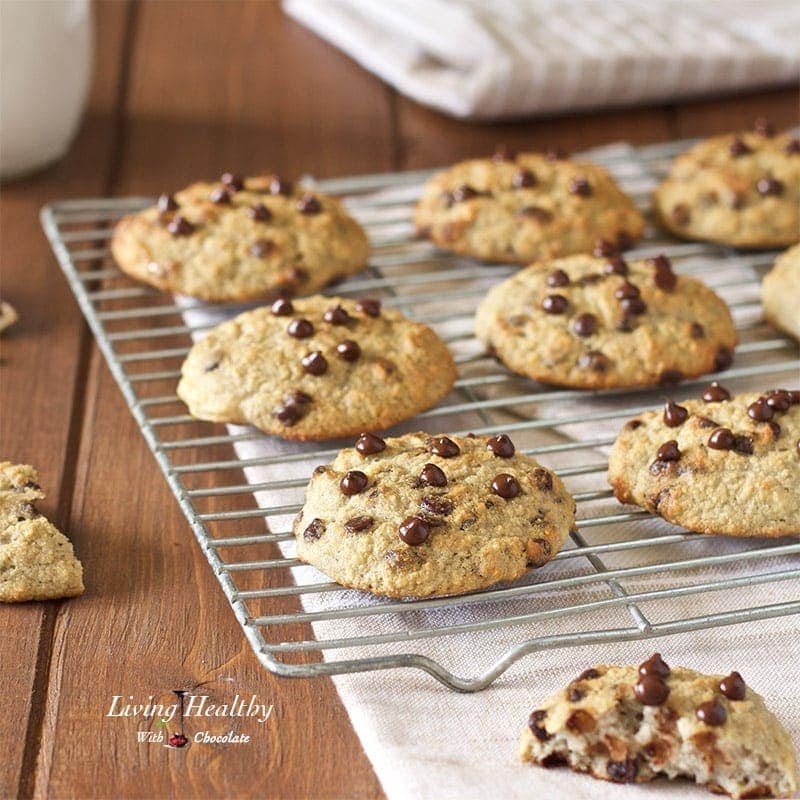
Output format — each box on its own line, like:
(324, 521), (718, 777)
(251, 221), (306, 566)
(41, 138), (800, 691)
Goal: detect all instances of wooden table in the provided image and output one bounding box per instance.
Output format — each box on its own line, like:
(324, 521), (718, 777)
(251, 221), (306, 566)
(1, 3), (797, 797)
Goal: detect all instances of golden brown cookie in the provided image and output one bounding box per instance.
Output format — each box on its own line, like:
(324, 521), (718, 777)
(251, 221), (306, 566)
(762, 244), (800, 340)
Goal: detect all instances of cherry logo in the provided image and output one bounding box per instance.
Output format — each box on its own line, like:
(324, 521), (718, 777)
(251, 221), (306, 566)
(168, 733), (188, 749)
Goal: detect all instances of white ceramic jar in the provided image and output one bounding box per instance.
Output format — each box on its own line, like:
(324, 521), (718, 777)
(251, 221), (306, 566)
(1, 0), (93, 180)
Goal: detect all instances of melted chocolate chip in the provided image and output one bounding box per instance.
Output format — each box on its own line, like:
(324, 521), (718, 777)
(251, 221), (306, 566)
(614, 281), (640, 300)
(430, 436), (460, 458)
(656, 440), (680, 461)
(340, 470), (368, 495)
(167, 216), (195, 236)
(419, 463), (447, 487)
(250, 238), (275, 257)
(572, 313), (598, 337)
(491, 473), (520, 499)
(604, 256), (628, 276)
(157, 193), (178, 213)
(356, 298), (381, 317)
(702, 381), (731, 402)
(528, 709), (552, 740)
(519, 205), (553, 222)
(594, 238), (618, 257)
(567, 687), (585, 702)
(539, 753), (568, 768)
(639, 653), (670, 678)
(248, 203), (272, 221)
(659, 369), (684, 387)
(577, 667), (600, 681)
(512, 168), (536, 188)
(696, 697), (727, 726)
(323, 305), (351, 325)
(269, 176), (292, 195)
(270, 298), (293, 317)
(620, 297), (647, 315)
(672, 203), (691, 225)
(653, 260), (677, 291)
(719, 671), (746, 701)
(578, 350), (607, 371)
(607, 758), (639, 783)
(287, 318), (314, 338)
(547, 269), (570, 287)
(663, 400), (688, 427)
(533, 468), (553, 491)
(748, 398), (774, 421)
(286, 390), (311, 406)
(754, 117), (774, 136)
(301, 351), (328, 375)
(542, 294), (568, 314)
(420, 496), (453, 516)
(221, 172), (244, 191)
(274, 403), (303, 426)
(634, 675), (670, 705)
(209, 187), (232, 204)
(708, 427), (735, 450)
(345, 516), (374, 533)
(732, 434), (754, 455)
(297, 193), (321, 214)
(690, 322), (705, 339)
(336, 340), (361, 362)
(303, 518), (325, 540)
(451, 184), (480, 203)
(487, 434), (515, 458)
(398, 516), (430, 546)
(757, 176), (784, 196)
(568, 177), (592, 196)
(355, 432), (386, 455)
(728, 137), (752, 157)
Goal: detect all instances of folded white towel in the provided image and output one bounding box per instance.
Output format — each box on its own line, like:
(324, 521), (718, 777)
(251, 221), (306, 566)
(284, 0), (800, 119)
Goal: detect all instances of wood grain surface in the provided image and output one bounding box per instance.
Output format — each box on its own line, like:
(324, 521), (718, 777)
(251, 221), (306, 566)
(0, 2), (797, 798)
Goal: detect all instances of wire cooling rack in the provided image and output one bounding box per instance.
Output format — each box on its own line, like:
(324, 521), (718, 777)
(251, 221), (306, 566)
(41, 138), (800, 691)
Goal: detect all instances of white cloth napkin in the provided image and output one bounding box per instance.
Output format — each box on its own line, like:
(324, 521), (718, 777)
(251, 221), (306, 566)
(283, 0), (800, 119)
(179, 144), (800, 799)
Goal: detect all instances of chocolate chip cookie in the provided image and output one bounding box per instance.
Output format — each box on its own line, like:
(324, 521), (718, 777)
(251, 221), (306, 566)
(294, 431), (575, 597)
(413, 150), (644, 264)
(111, 174), (370, 302)
(0, 462), (84, 602)
(475, 253), (737, 389)
(608, 388), (800, 537)
(654, 123), (800, 248)
(520, 653), (797, 798)
(762, 244), (800, 341)
(177, 296), (456, 441)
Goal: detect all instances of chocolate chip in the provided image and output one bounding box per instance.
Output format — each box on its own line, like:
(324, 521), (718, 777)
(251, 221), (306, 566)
(451, 184), (480, 203)
(430, 436), (460, 458)
(286, 390), (311, 406)
(732, 434), (753, 455)
(157, 193), (178, 213)
(766, 389), (792, 411)
(271, 298), (294, 316)
(719, 671), (746, 701)
(297, 193), (321, 214)
(607, 758), (639, 783)
(748, 398), (774, 421)
(533, 468), (553, 491)
(344, 516), (374, 533)
(768, 420), (782, 438)
(577, 668), (600, 681)
(572, 313), (597, 337)
(547, 269), (570, 287)
(301, 351), (328, 375)
(696, 697), (727, 726)
(567, 686), (584, 702)
(528, 710), (551, 741)
(757, 175), (784, 198)
(356, 298), (381, 317)
(340, 470), (368, 495)
(398, 516), (430, 546)
(303, 518), (325, 540)
(634, 675), (670, 705)
(355, 432), (386, 455)
(487, 434), (515, 458)
(578, 350), (607, 371)
(420, 496), (453, 516)
(754, 117), (774, 136)
(221, 172), (244, 191)
(593, 239), (618, 257)
(274, 403), (303, 425)
(653, 260), (677, 291)
(708, 427), (734, 450)
(269, 176), (292, 195)
(784, 139), (800, 155)
(248, 203), (272, 221)
(672, 204), (691, 225)
(518, 205), (553, 222)
(419, 463), (447, 487)
(566, 710), (596, 733)
(336, 340), (361, 362)
(656, 440), (680, 461)
(702, 381), (730, 402)
(604, 256), (628, 276)
(639, 653), (670, 678)
(491, 473), (520, 499)
(728, 137), (752, 157)
(790, 391), (800, 405)
(287, 266), (308, 285)
(690, 322), (705, 339)
(659, 369), (683, 387)
(625, 419), (643, 430)
(579, 273), (603, 285)
(167, 215), (195, 236)
(512, 168), (536, 188)
(250, 238), (275, 257)
(542, 294), (568, 314)
(663, 400), (688, 427)
(209, 187), (232, 204)
(568, 177), (592, 196)
(620, 297), (647, 315)
(323, 305), (351, 325)
(287, 318), (314, 338)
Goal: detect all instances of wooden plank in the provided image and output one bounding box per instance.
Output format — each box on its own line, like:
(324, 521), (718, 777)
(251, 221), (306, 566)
(0, 3), (130, 797)
(35, 4), (390, 798)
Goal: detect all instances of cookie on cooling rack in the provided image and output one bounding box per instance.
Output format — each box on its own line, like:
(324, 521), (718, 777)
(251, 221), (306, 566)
(413, 149), (644, 264)
(294, 431), (575, 597)
(0, 462), (84, 602)
(608, 387), (800, 537)
(474, 253), (737, 390)
(653, 122), (800, 249)
(762, 244), (800, 341)
(111, 173), (370, 302)
(520, 654), (798, 798)
(177, 296), (456, 441)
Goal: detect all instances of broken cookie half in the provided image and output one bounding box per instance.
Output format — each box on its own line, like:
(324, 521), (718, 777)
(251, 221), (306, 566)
(520, 654), (797, 798)
(0, 461), (84, 602)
